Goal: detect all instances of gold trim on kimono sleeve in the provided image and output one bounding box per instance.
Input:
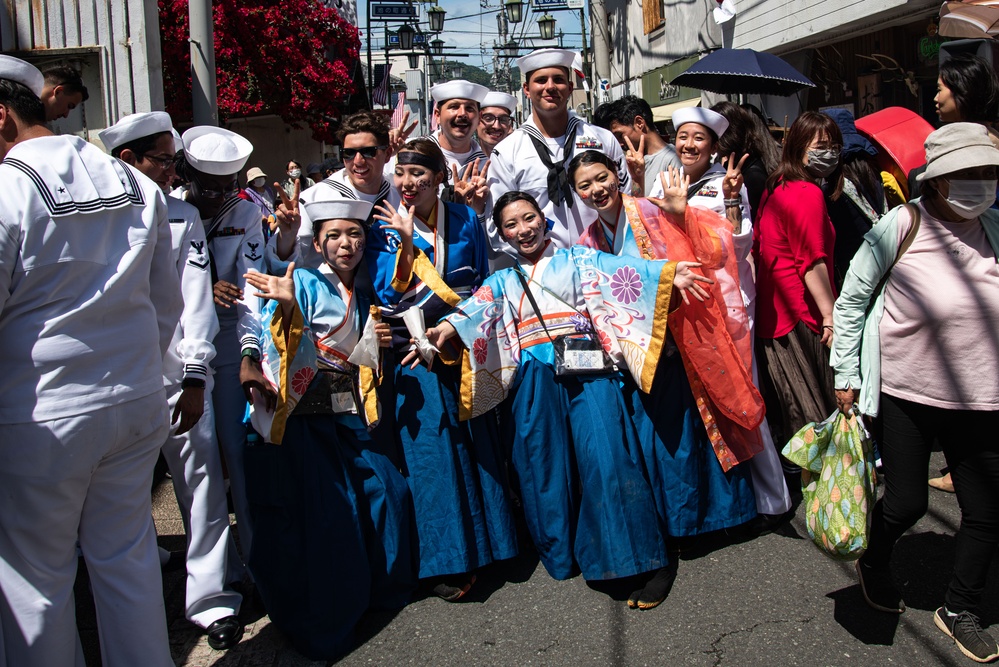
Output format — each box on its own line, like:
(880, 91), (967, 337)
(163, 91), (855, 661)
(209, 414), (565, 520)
(268, 303), (304, 445)
(641, 260), (676, 393)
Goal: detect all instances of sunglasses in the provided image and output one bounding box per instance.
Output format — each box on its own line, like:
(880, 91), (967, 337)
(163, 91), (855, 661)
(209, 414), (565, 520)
(342, 146), (387, 160)
(192, 175), (240, 200)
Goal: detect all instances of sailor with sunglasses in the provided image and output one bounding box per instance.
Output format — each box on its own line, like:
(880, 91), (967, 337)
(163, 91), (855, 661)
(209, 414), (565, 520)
(279, 111), (401, 269)
(172, 126), (286, 575)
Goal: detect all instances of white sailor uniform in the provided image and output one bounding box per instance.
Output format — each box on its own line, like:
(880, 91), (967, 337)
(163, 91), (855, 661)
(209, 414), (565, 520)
(0, 135), (181, 667)
(162, 195), (244, 628)
(486, 113), (631, 256)
(293, 169), (401, 269)
(173, 190), (266, 563)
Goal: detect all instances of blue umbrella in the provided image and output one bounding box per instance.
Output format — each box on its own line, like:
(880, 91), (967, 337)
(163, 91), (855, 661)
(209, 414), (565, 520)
(670, 48), (815, 97)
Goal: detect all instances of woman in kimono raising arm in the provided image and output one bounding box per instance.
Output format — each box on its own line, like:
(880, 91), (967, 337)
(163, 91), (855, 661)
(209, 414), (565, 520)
(570, 151), (765, 556)
(242, 199), (417, 660)
(368, 139), (518, 601)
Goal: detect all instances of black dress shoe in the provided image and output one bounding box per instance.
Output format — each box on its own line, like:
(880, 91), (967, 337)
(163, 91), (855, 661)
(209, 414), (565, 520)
(206, 615), (244, 650)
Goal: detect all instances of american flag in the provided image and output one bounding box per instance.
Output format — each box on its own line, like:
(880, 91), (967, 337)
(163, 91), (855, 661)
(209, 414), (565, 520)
(390, 91), (407, 128)
(373, 63), (391, 107)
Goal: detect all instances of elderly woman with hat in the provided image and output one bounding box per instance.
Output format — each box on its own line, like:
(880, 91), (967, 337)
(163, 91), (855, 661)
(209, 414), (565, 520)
(832, 123), (999, 663)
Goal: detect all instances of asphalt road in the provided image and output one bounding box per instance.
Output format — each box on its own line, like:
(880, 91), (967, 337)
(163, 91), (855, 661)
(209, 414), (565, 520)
(75, 450), (997, 666)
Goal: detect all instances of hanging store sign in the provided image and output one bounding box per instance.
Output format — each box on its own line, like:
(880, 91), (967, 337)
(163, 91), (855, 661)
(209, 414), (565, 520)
(372, 3), (418, 20)
(530, 0), (583, 11)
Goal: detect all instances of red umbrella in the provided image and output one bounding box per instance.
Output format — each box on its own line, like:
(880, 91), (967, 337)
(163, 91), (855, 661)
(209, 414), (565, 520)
(939, 0), (999, 39)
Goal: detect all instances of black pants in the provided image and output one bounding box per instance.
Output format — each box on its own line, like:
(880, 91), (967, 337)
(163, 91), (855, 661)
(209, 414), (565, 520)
(863, 392), (999, 613)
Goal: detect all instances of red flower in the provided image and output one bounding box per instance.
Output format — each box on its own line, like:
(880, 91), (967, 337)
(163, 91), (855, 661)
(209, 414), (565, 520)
(473, 285), (494, 303)
(597, 329), (612, 352)
(473, 338), (489, 365)
(290, 366), (316, 396)
(158, 0), (360, 142)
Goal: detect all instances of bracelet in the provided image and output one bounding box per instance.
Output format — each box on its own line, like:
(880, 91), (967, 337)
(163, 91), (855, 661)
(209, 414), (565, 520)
(181, 377), (206, 389)
(822, 325), (834, 330)
(723, 198), (742, 208)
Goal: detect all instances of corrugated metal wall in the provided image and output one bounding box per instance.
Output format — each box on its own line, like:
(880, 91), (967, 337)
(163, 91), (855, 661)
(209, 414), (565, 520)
(0, 0), (164, 131)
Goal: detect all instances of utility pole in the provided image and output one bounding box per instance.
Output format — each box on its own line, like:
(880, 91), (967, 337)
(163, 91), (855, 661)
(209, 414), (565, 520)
(590, 0), (611, 103)
(189, 0), (218, 126)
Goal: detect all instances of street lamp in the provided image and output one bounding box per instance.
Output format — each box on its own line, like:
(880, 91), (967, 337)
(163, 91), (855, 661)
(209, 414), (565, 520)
(538, 13), (556, 40)
(452, 63), (464, 78)
(502, 39), (518, 58)
(427, 3), (446, 33)
(431, 38), (444, 56)
(397, 23), (416, 50)
(504, 0), (525, 24)
(408, 53), (420, 69)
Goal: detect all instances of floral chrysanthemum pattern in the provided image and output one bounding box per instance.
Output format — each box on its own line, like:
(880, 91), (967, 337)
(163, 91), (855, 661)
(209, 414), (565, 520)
(609, 266), (642, 304)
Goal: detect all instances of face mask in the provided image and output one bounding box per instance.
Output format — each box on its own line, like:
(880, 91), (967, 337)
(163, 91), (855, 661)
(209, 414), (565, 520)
(943, 179), (997, 219)
(288, 168), (301, 179)
(805, 149), (840, 178)
(251, 177), (265, 187)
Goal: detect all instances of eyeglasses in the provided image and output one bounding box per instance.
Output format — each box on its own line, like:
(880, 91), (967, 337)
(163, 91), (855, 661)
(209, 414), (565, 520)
(141, 153), (177, 169)
(480, 114), (513, 127)
(191, 175), (240, 200)
(342, 146), (387, 161)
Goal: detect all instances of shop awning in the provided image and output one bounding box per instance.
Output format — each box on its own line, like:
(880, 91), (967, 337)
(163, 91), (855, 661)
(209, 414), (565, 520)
(651, 97), (700, 122)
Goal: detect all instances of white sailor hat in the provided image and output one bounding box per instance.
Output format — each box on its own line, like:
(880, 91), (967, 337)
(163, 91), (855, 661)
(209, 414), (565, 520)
(182, 126), (254, 176)
(0, 55), (44, 97)
(672, 107), (729, 139)
(171, 128), (184, 153)
(430, 80), (488, 105)
(516, 48), (577, 77)
(98, 112), (174, 153)
(304, 199), (373, 223)
(481, 91), (517, 113)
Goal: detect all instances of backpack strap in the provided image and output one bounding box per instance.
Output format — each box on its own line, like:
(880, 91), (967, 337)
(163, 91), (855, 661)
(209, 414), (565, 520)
(865, 203), (920, 318)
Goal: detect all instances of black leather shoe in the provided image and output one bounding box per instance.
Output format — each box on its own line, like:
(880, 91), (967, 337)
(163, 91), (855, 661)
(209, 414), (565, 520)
(206, 615), (244, 650)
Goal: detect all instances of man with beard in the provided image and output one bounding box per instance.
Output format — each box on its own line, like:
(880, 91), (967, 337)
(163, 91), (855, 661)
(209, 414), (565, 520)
(486, 48), (630, 255)
(476, 91), (516, 157)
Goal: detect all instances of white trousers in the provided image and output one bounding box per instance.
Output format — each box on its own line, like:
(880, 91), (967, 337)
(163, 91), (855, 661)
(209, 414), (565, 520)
(162, 380), (242, 628)
(749, 353), (793, 516)
(0, 391), (173, 667)
(212, 320), (253, 564)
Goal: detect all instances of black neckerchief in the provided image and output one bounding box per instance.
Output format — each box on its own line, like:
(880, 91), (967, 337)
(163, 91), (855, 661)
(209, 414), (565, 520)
(522, 116), (582, 208)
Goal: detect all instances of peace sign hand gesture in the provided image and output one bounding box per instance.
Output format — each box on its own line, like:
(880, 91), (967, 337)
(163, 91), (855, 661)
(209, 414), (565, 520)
(623, 134), (646, 195)
(720, 153), (749, 200)
(272, 178), (301, 236)
(647, 165), (689, 217)
(452, 159), (490, 214)
(388, 109), (419, 158)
